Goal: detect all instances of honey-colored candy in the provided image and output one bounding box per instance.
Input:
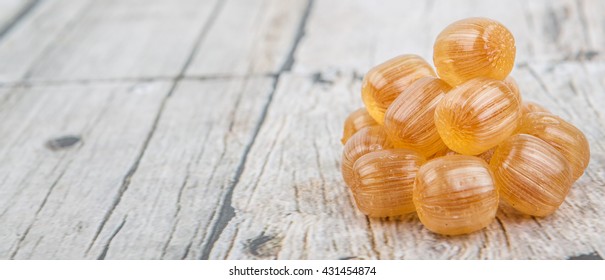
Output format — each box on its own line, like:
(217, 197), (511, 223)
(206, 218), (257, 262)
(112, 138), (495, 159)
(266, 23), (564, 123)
(503, 76), (521, 103)
(433, 17), (516, 86)
(430, 146), (495, 163)
(490, 134), (573, 216)
(361, 55), (436, 124)
(351, 149), (426, 217)
(341, 126), (394, 187)
(434, 77), (521, 155)
(518, 112), (590, 180)
(341, 108), (378, 145)
(413, 155), (499, 235)
(521, 101), (550, 115)
(384, 77), (451, 157)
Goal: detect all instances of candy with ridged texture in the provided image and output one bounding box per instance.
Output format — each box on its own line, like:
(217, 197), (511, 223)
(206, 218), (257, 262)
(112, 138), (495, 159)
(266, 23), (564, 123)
(433, 17), (516, 86)
(341, 126), (394, 187)
(434, 77), (521, 155)
(503, 76), (521, 103)
(413, 155), (499, 235)
(518, 112), (590, 180)
(351, 149), (425, 217)
(490, 134), (573, 216)
(362, 55), (436, 124)
(431, 146), (495, 163)
(341, 108), (378, 145)
(384, 77), (451, 157)
(521, 101), (550, 115)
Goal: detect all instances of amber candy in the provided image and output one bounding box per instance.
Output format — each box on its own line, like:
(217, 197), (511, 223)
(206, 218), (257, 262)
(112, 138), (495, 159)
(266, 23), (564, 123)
(351, 149), (425, 217)
(518, 112), (590, 180)
(341, 126), (393, 187)
(434, 77), (521, 155)
(503, 76), (521, 103)
(433, 17), (516, 86)
(383, 77), (451, 157)
(490, 134), (573, 216)
(361, 55), (436, 124)
(413, 155), (499, 235)
(341, 108), (378, 145)
(521, 101), (550, 115)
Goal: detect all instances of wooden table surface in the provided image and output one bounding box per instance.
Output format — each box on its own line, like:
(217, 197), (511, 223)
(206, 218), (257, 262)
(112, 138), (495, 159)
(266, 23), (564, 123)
(0, 0), (603, 260)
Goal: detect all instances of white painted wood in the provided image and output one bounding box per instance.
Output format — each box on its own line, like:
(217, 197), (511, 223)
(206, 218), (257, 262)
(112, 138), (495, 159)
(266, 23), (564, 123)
(84, 77), (276, 259)
(0, 0), (92, 83)
(0, 0), (603, 260)
(0, 81), (170, 259)
(186, 0), (309, 76)
(18, 0), (219, 82)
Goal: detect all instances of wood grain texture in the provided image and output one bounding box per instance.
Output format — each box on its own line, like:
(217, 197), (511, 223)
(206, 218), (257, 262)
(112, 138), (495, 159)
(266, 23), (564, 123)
(0, 81), (170, 259)
(185, 0), (309, 76)
(0, 0), (603, 259)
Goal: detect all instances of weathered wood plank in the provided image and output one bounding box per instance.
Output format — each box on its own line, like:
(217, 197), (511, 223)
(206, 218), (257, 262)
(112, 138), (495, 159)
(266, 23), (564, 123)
(0, 81), (170, 259)
(80, 77), (276, 259)
(185, 0), (309, 76)
(2, 0), (220, 83)
(0, 0), (91, 83)
(204, 61), (605, 259)
(293, 0), (604, 75)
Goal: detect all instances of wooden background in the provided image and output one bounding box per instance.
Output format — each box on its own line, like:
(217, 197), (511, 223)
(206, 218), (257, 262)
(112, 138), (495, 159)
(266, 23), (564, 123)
(0, 0), (603, 260)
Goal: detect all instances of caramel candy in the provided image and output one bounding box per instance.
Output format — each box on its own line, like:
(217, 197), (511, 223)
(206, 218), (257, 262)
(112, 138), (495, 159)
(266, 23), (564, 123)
(351, 149), (425, 217)
(435, 78), (521, 155)
(413, 155), (499, 235)
(521, 101), (550, 115)
(433, 17), (516, 86)
(503, 76), (521, 103)
(361, 55), (435, 124)
(341, 108), (378, 145)
(518, 112), (590, 180)
(490, 134), (573, 216)
(341, 126), (393, 187)
(384, 77), (451, 157)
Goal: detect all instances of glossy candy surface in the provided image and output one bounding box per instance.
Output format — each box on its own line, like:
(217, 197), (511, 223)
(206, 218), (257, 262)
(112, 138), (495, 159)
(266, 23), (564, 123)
(435, 77), (521, 155)
(521, 101), (550, 115)
(503, 76), (521, 103)
(384, 77), (451, 157)
(518, 112), (590, 180)
(413, 155), (499, 235)
(361, 55), (436, 124)
(434, 17), (516, 86)
(341, 108), (378, 145)
(490, 134), (573, 216)
(341, 126), (393, 187)
(352, 149), (425, 217)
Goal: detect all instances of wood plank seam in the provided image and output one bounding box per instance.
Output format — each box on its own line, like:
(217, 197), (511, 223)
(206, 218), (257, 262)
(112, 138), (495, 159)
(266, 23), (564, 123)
(198, 0), (316, 260)
(85, 0), (227, 259)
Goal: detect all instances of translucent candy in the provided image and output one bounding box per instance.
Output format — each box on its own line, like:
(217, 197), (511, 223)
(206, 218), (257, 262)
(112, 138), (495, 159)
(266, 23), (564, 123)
(521, 101), (550, 115)
(341, 126), (393, 187)
(413, 155), (499, 235)
(435, 77), (521, 155)
(503, 76), (521, 103)
(433, 17), (516, 86)
(361, 55), (435, 124)
(384, 77), (451, 157)
(341, 108), (378, 145)
(351, 149), (425, 217)
(518, 112), (590, 180)
(490, 134), (573, 216)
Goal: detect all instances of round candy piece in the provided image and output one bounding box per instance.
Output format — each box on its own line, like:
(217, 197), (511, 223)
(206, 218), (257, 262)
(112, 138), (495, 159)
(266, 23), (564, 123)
(341, 126), (393, 188)
(490, 134), (573, 216)
(413, 155), (499, 235)
(341, 108), (378, 145)
(362, 54), (435, 124)
(434, 17), (516, 86)
(434, 77), (521, 155)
